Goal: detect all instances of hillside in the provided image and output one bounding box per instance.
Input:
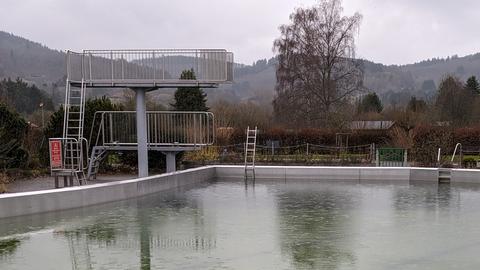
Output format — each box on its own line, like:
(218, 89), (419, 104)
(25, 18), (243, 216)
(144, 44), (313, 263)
(0, 31), (65, 86)
(1, 31), (480, 107)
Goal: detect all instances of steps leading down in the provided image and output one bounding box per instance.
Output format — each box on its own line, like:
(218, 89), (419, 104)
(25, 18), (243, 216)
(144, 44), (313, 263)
(438, 168), (452, 183)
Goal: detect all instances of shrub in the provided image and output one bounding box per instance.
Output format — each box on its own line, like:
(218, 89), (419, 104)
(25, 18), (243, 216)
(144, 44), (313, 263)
(411, 125), (454, 166)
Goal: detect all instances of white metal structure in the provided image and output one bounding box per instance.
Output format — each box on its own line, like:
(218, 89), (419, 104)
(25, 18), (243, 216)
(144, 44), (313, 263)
(244, 126), (258, 179)
(50, 49), (233, 182)
(67, 49), (234, 88)
(54, 78), (89, 184)
(451, 143), (462, 163)
(87, 111), (215, 179)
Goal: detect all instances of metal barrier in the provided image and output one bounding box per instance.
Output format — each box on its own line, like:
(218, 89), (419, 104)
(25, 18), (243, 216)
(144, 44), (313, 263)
(89, 111), (215, 149)
(49, 137), (89, 186)
(67, 49), (234, 87)
(376, 148), (408, 167)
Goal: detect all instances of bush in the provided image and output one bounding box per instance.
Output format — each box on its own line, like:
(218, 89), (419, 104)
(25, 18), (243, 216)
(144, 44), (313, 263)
(411, 125), (454, 166)
(0, 103), (29, 168)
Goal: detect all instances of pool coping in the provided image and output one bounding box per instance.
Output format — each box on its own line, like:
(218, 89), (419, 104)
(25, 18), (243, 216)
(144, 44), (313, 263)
(1, 165), (480, 219)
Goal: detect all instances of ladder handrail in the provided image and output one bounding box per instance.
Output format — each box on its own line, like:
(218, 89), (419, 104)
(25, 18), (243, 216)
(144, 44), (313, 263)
(451, 143), (462, 163)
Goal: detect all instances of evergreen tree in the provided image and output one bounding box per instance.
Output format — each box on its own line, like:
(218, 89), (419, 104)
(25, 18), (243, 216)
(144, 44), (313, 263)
(357, 92), (383, 113)
(0, 103), (28, 168)
(465, 76), (480, 94)
(406, 96), (427, 113)
(436, 75), (473, 124)
(171, 69), (208, 111)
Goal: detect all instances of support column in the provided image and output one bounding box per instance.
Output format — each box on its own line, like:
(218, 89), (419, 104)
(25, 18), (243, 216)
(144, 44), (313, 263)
(164, 152), (177, 173)
(135, 89), (149, 178)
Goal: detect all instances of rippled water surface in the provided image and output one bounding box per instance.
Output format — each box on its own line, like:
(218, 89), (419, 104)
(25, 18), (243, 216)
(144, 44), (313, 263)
(1, 180), (480, 269)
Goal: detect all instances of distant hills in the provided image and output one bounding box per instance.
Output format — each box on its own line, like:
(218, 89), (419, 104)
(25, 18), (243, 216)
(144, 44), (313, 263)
(1, 30), (480, 108)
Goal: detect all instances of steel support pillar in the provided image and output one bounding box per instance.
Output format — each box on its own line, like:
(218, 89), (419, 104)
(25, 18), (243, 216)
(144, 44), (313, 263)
(163, 152), (177, 173)
(135, 89), (149, 178)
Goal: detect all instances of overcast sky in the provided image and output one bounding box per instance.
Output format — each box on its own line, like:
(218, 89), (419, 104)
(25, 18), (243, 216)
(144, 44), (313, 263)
(1, 0), (479, 65)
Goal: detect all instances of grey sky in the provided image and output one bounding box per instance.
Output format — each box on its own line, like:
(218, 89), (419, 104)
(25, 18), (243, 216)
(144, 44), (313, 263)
(1, 0), (479, 65)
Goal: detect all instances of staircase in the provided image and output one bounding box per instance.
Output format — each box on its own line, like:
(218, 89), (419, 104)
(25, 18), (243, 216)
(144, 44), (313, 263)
(244, 126), (257, 179)
(87, 146), (108, 180)
(62, 80), (87, 184)
(438, 168), (452, 183)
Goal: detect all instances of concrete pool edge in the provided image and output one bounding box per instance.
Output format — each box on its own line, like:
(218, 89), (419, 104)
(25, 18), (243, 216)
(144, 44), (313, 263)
(1, 165), (480, 219)
(0, 166), (216, 219)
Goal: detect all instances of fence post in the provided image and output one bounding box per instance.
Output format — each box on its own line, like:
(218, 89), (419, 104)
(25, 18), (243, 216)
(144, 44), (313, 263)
(306, 143), (309, 156)
(371, 143), (375, 163)
(271, 141), (274, 157)
(403, 149), (408, 167)
(375, 149), (379, 167)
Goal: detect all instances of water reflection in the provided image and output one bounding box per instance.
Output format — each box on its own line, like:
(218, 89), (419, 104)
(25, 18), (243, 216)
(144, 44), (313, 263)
(53, 186), (217, 270)
(6, 181), (480, 269)
(393, 182), (458, 213)
(276, 185), (356, 269)
(0, 238), (21, 257)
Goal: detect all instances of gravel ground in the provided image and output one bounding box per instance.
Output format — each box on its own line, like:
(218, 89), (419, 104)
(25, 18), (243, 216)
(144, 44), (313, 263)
(4, 174), (137, 193)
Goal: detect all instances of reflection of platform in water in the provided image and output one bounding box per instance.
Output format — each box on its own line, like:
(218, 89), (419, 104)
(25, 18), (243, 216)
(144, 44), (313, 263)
(112, 236), (217, 251)
(67, 49), (234, 89)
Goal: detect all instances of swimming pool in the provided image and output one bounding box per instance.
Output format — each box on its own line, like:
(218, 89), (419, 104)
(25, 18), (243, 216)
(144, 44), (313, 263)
(1, 179), (480, 269)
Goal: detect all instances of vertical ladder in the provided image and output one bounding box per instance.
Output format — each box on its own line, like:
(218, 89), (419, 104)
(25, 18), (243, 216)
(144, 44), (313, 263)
(63, 80), (87, 184)
(244, 126), (257, 179)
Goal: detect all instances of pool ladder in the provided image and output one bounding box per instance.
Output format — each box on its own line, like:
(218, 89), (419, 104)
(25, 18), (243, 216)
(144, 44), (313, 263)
(244, 126), (257, 179)
(438, 168), (452, 183)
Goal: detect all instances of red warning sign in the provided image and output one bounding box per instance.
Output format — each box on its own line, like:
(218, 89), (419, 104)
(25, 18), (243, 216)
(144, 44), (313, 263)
(50, 140), (62, 168)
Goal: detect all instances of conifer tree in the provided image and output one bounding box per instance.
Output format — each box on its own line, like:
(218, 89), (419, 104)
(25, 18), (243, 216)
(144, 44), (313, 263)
(171, 69), (208, 111)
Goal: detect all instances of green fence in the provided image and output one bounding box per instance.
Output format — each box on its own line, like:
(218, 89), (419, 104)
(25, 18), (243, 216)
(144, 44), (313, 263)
(376, 148), (407, 167)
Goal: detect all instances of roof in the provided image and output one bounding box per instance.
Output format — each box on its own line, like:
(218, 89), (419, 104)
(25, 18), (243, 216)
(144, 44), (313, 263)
(350, 121), (395, 130)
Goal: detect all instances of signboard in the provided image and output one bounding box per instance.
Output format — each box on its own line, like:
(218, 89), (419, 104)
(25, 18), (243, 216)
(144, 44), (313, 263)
(49, 140), (63, 169)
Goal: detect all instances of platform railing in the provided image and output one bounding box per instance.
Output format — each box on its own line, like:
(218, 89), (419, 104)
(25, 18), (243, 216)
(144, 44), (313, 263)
(67, 49), (234, 85)
(90, 111), (215, 149)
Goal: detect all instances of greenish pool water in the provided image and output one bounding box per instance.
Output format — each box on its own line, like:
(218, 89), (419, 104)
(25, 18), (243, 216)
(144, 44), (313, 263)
(1, 180), (480, 269)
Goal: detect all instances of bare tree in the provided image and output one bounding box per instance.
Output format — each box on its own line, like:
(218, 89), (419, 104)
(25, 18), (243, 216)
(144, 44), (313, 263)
(273, 0), (363, 127)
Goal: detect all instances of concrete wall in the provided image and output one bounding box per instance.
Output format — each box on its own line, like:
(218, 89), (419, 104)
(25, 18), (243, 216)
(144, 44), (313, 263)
(409, 168), (438, 182)
(0, 166), (215, 219)
(216, 165), (415, 182)
(2, 165), (480, 219)
(216, 165), (480, 183)
(451, 169), (480, 183)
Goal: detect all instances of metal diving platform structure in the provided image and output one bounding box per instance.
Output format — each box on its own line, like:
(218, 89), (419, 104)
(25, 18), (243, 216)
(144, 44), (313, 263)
(49, 49), (233, 185)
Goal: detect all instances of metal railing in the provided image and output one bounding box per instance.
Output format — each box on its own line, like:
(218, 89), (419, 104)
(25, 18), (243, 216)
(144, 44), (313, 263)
(49, 137), (89, 173)
(67, 49), (234, 85)
(89, 111), (215, 149)
(451, 143), (463, 162)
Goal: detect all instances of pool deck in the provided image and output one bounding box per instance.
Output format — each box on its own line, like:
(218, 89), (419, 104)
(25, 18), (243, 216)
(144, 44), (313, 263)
(5, 174), (137, 193)
(1, 166), (480, 219)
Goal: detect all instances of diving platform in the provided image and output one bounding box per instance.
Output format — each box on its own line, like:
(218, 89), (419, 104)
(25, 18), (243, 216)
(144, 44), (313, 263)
(49, 48), (233, 184)
(67, 49), (234, 89)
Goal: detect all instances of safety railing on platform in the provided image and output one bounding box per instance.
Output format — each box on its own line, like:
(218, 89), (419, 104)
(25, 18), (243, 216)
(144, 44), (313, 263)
(89, 111), (215, 149)
(67, 49), (234, 85)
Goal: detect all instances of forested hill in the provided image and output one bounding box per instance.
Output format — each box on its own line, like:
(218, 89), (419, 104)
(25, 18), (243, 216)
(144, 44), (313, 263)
(0, 31), (65, 88)
(2, 30), (480, 107)
(215, 54), (480, 106)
